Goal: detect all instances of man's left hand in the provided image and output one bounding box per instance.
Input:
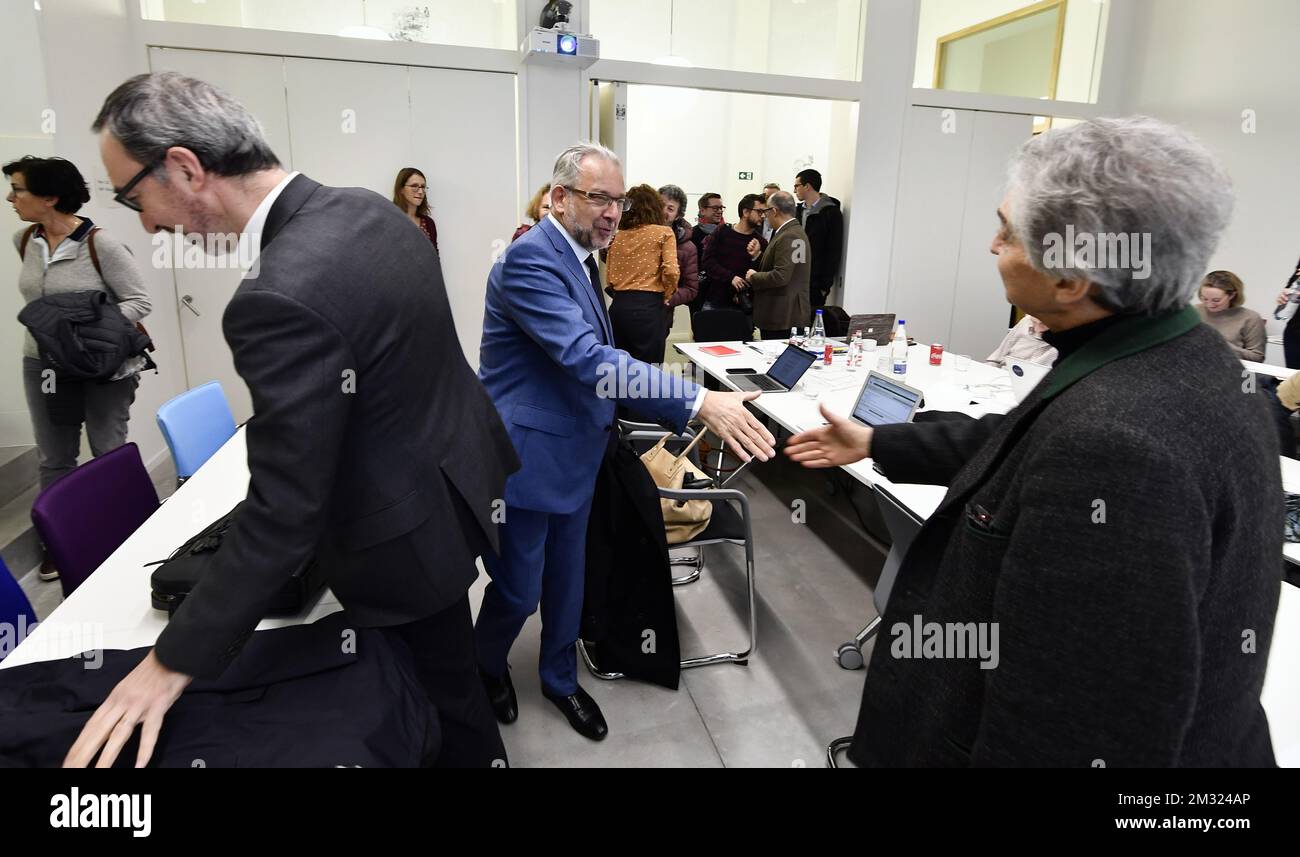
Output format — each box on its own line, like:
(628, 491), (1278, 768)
(745, 269), (758, 281)
(64, 650), (192, 768)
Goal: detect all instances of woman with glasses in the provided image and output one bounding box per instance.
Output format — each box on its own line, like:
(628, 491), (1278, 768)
(604, 184), (678, 364)
(392, 167), (438, 253)
(5, 156), (151, 582)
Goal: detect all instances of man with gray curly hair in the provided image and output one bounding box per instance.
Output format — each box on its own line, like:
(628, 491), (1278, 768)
(787, 116), (1280, 766)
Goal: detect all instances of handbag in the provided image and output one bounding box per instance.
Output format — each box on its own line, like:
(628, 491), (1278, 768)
(147, 502), (325, 616)
(639, 431), (713, 545)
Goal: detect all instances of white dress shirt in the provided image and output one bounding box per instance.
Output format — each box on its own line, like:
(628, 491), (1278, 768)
(238, 170), (301, 275)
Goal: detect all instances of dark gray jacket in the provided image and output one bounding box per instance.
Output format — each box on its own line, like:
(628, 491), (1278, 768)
(154, 175), (519, 679)
(854, 309), (1281, 767)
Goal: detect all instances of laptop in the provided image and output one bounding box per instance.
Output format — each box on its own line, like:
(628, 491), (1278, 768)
(851, 370), (925, 427)
(730, 344), (817, 393)
(1006, 357), (1051, 403)
(847, 313), (897, 346)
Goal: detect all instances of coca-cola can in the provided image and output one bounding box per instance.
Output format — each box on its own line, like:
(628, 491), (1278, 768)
(824, 344), (834, 366)
(930, 343), (944, 366)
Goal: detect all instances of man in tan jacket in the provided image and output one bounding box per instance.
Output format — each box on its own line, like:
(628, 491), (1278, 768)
(746, 191), (811, 340)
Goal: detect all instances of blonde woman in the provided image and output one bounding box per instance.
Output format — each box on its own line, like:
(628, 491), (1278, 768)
(1197, 270), (1265, 361)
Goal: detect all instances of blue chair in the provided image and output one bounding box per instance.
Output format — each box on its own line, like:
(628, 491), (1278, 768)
(156, 381), (237, 483)
(0, 555), (38, 663)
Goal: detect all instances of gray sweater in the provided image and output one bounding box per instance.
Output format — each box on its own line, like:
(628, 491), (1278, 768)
(1196, 304), (1266, 361)
(13, 223), (151, 361)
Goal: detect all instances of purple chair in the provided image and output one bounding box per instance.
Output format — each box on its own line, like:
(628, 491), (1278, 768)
(31, 442), (159, 598)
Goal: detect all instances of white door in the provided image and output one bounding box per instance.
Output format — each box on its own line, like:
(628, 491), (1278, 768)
(408, 67), (518, 364)
(147, 48), (295, 422)
(282, 58), (413, 198)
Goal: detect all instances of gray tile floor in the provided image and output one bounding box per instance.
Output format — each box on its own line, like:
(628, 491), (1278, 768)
(475, 451), (884, 768)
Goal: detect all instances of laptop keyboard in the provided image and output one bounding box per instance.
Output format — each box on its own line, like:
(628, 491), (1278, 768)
(750, 374), (785, 392)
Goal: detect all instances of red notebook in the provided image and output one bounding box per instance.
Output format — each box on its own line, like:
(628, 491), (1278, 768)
(699, 345), (740, 356)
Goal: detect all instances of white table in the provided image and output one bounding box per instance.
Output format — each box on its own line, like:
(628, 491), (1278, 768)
(679, 339), (1300, 766)
(678, 342), (1017, 519)
(1243, 359), (1296, 382)
(1, 429), (340, 670)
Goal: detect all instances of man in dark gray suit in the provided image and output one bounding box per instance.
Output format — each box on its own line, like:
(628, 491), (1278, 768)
(746, 191), (812, 340)
(66, 72), (518, 768)
(788, 117), (1281, 766)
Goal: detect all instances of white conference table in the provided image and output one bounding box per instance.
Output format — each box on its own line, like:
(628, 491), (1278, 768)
(2, 429), (341, 670)
(678, 339), (1300, 766)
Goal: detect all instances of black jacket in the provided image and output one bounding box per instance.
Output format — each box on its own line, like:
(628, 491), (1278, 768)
(18, 289), (153, 381)
(154, 175), (520, 679)
(0, 614), (439, 768)
(582, 439), (681, 689)
(797, 195), (843, 300)
(853, 309), (1281, 767)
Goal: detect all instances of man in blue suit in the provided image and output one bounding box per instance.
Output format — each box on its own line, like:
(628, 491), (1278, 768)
(477, 143), (776, 740)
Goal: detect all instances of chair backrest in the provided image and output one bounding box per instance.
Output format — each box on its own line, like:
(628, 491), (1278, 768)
(0, 555), (37, 662)
(692, 308), (753, 343)
(156, 381), (237, 479)
(30, 442), (159, 598)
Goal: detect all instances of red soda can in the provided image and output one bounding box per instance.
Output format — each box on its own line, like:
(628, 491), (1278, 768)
(824, 344), (833, 366)
(930, 343), (944, 366)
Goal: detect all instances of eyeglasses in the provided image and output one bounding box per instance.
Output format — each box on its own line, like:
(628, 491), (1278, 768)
(114, 157), (164, 212)
(405, 183), (427, 192)
(704, 204), (725, 212)
(751, 208), (771, 215)
(565, 186), (631, 212)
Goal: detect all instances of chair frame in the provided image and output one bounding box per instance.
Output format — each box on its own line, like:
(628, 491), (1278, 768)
(579, 424), (757, 679)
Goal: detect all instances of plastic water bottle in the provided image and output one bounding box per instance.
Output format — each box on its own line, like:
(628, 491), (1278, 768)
(1277, 287), (1300, 322)
(810, 310), (826, 369)
(847, 331), (862, 372)
(892, 319), (909, 375)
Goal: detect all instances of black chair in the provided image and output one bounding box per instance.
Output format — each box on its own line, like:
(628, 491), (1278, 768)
(691, 307), (753, 344)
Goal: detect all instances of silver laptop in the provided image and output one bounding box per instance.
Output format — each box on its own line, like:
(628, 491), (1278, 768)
(731, 345), (817, 393)
(851, 371), (925, 427)
(847, 314), (897, 346)
(1006, 357), (1051, 403)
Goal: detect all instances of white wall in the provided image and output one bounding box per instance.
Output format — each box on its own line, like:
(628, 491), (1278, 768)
(590, 0), (864, 80)
(0, 0), (55, 447)
(1120, 0), (1300, 343)
(145, 0), (517, 48)
(914, 0), (1107, 102)
(625, 85), (855, 219)
(36, 0), (184, 471)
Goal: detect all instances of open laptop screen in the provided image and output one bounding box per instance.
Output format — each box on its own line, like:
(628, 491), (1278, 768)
(767, 345), (817, 389)
(852, 371), (923, 427)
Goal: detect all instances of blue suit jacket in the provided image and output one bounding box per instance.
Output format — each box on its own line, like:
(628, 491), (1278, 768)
(479, 217), (699, 514)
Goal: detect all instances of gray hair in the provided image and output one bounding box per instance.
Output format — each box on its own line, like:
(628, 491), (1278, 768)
(92, 72), (280, 176)
(658, 184), (687, 215)
(769, 190), (797, 217)
(551, 142), (621, 190)
(1006, 116), (1233, 315)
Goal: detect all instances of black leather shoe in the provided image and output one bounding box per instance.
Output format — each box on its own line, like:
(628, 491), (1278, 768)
(480, 667), (518, 725)
(543, 685), (608, 741)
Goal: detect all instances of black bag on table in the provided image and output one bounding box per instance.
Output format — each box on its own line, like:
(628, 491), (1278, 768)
(149, 501), (326, 616)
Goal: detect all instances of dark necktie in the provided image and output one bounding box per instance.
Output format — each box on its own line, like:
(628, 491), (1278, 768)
(584, 255), (611, 336)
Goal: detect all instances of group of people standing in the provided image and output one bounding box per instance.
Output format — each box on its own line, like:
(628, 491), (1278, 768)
(509, 170), (845, 362)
